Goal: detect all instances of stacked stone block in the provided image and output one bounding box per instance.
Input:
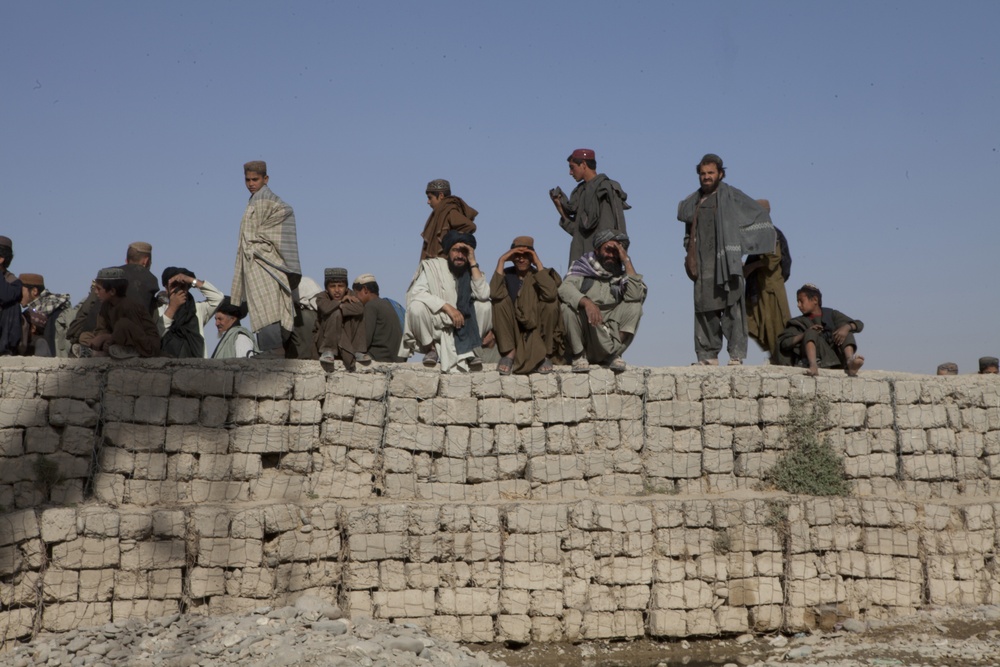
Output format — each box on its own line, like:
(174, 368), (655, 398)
(4, 357), (1000, 646)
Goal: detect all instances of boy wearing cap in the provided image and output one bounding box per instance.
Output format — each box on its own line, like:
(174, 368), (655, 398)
(550, 149), (630, 268)
(979, 357), (999, 375)
(420, 179), (478, 263)
(490, 236), (564, 375)
(314, 268), (369, 371)
(18, 273), (71, 357)
(231, 161), (302, 358)
(0, 236), (22, 355)
(73, 268), (161, 359)
(353, 273), (404, 363)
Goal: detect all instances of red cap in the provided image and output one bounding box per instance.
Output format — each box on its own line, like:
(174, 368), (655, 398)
(569, 148), (595, 161)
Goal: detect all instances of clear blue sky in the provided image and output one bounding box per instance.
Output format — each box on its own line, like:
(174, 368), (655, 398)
(3, 1), (998, 373)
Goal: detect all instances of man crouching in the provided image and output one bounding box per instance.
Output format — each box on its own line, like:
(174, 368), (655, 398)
(559, 230), (646, 373)
(399, 231), (492, 373)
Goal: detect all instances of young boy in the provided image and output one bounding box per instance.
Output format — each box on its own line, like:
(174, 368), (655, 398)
(778, 283), (864, 377)
(313, 268), (369, 371)
(73, 267), (161, 359)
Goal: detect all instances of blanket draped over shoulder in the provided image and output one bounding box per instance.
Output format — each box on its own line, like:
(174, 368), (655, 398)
(420, 197), (478, 261)
(566, 252), (630, 302)
(161, 298), (204, 358)
(231, 185), (302, 332)
(677, 182), (775, 305)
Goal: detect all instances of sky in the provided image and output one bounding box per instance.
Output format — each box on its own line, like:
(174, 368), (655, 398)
(3, 1), (998, 373)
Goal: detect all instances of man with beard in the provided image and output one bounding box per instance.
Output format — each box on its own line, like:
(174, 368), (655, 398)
(419, 179), (478, 263)
(211, 296), (258, 359)
(157, 267), (223, 358)
(558, 230), (646, 374)
(678, 154), (774, 366)
(399, 230), (492, 373)
(550, 148), (630, 268)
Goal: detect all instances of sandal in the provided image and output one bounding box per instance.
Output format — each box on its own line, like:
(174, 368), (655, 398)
(538, 358), (554, 375)
(497, 355), (514, 376)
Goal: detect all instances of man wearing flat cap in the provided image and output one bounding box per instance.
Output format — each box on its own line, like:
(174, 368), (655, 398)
(420, 179), (478, 263)
(231, 160), (302, 358)
(678, 154), (775, 366)
(314, 267), (369, 371)
(353, 273), (404, 363)
(980, 357), (999, 375)
(19, 272), (71, 357)
(74, 267), (161, 359)
(558, 230), (646, 373)
(211, 296), (258, 359)
(550, 149), (630, 268)
(67, 241), (159, 347)
(400, 230), (492, 373)
(0, 235), (23, 355)
(490, 236), (564, 375)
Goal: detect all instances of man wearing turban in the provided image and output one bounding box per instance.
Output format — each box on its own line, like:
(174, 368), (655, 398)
(399, 230), (492, 373)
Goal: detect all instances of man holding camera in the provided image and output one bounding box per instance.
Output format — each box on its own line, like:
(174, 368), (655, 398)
(157, 267), (223, 358)
(558, 230), (646, 373)
(399, 230), (492, 373)
(549, 148), (630, 268)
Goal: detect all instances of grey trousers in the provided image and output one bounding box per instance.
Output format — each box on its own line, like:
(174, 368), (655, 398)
(694, 299), (748, 362)
(562, 301), (642, 363)
(257, 322), (290, 352)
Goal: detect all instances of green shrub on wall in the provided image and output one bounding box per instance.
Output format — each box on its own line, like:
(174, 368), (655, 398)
(765, 396), (850, 496)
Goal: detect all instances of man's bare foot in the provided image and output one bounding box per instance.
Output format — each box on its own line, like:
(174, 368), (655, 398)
(482, 330), (495, 348)
(846, 355), (865, 377)
(807, 363), (820, 377)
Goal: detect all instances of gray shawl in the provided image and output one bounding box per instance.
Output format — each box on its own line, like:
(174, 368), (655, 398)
(677, 181), (775, 302)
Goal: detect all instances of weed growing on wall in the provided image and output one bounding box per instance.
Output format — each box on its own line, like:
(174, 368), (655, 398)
(765, 396), (850, 496)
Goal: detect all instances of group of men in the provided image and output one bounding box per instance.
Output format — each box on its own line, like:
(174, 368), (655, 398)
(2, 154), (990, 375)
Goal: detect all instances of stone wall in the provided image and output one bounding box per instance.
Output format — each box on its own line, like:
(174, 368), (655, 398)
(2, 358), (999, 645)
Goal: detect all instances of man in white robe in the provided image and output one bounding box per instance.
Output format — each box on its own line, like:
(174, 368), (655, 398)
(399, 231), (492, 373)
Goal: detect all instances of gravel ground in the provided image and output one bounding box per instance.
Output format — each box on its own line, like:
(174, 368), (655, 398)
(3, 604), (998, 667)
(0, 596), (505, 667)
(487, 605), (1000, 667)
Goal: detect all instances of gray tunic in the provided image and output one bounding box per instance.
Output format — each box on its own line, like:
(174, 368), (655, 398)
(693, 192), (739, 312)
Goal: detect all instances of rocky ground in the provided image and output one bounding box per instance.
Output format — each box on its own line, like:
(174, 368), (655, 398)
(2, 604), (998, 667)
(487, 605), (1000, 667)
(0, 596), (505, 667)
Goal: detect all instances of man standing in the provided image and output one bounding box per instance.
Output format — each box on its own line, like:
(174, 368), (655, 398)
(419, 179), (478, 263)
(0, 236), (23, 355)
(353, 272), (404, 363)
(231, 160), (302, 357)
(400, 230), (492, 373)
(678, 154), (775, 366)
(558, 230), (646, 374)
(550, 148), (630, 268)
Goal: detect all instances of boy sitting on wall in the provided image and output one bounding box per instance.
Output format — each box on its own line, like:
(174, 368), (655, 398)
(72, 267), (161, 359)
(778, 283), (864, 377)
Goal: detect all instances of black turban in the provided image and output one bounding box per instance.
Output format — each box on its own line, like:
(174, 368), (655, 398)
(161, 266), (196, 289)
(441, 230), (476, 254)
(216, 296), (248, 320)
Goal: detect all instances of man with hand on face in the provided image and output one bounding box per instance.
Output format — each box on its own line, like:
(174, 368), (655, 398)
(558, 230), (646, 374)
(678, 154), (774, 366)
(157, 267), (223, 358)
(400, 230), (492, 373)
(490, 236), (564, 375)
